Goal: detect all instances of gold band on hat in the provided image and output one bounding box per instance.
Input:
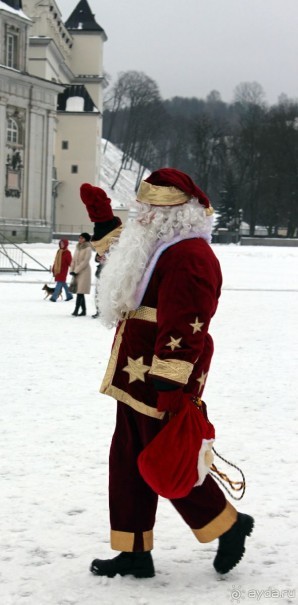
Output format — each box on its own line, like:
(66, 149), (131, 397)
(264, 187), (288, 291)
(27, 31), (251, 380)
(136, 181), (191, 207)
(136, 181), (214, 215)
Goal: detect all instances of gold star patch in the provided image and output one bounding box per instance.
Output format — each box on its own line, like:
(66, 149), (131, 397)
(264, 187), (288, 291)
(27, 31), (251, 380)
(122, 356), (150, 383)
(190, 317), (204, 334)
(197, 370), (208, 390)
(166, 336), (182, 351)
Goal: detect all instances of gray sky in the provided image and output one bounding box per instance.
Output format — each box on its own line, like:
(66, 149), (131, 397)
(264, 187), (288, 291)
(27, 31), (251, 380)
(58, 0), (298, 104)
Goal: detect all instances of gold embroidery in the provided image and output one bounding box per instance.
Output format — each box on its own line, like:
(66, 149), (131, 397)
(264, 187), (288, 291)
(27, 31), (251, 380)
(192, 501), (237, 543)
(103, 385), (165, 419)
(197, 370), (208, 390)
(149, 355), (193, 385)
(122, 356), (150, 383)
(190, 317), (204, 333)
(166, 336), (182, 351)
(91, 226), (123, 256)
(124, 306), (157, 322)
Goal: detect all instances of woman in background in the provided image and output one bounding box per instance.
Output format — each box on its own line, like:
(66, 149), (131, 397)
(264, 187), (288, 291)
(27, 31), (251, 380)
(70, 232), (92, 316)
(50, 239), (73, 302)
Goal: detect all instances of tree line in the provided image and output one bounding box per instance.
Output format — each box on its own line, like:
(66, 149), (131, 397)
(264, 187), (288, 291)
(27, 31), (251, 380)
(103, 72), (298, 237)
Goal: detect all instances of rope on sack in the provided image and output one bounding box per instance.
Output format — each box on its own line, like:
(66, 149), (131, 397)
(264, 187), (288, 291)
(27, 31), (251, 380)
(210, 447), (246, 501)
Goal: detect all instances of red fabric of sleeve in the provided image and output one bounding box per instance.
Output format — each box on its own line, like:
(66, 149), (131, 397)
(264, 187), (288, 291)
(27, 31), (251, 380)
(150, 240), (221, 387)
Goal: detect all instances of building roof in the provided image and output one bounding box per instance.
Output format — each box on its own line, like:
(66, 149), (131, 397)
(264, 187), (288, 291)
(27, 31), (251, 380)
(65, 0), (107, 36)
(1, 0), (22, 9)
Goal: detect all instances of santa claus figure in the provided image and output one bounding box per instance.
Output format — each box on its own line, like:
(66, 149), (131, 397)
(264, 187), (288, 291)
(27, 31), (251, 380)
(80, 169), (254, 579)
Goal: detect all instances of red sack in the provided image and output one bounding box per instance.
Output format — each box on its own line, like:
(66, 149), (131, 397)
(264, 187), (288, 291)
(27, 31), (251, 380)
(137, 395), (215, 499)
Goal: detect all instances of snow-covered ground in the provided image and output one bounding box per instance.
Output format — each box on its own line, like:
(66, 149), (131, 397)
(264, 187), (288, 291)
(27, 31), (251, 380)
(0, 243), (297, 605)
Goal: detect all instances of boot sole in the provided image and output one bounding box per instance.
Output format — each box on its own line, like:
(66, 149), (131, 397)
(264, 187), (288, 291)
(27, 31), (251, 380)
(213, 514), (254, 574)
(90, 565), (155, 579)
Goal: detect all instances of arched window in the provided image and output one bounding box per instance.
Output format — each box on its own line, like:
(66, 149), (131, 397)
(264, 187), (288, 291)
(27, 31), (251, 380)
(7, 118), (18, 144)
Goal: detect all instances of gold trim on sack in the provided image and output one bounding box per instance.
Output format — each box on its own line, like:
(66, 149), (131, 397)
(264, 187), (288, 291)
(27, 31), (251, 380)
(136, 181), (191, 207)
(192, 501), (237, 543)
(149, 355), (193, 385)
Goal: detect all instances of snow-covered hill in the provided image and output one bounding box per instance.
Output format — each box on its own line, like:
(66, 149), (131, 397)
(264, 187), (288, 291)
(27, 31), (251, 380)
(100, 139), (150, 210)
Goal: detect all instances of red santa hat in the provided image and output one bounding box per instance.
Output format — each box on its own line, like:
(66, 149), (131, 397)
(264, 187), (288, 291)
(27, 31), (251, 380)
(136, 168), (214, 215)
(80, 183), (122, 246)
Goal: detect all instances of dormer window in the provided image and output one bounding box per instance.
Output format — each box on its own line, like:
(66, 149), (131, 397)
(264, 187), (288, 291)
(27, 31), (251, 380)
(4, 23), (23, 70)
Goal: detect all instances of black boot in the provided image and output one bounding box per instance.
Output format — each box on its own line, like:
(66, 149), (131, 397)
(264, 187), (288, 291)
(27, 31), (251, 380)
(72, 294), (81, 316)
(213, 513), (254, 574)
(90, 551), (155, 578)
(78, 294), (86, 316)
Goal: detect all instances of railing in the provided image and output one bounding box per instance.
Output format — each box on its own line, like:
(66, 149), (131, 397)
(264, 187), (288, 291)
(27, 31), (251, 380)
(0, 232), (49, 272)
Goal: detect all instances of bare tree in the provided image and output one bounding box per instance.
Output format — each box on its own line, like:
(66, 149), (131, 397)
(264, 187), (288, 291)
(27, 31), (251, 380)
(109, 71), (162, 189)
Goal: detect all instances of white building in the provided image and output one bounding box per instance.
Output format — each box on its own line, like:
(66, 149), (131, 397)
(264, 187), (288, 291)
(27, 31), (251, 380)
(0, 0), (107, 242)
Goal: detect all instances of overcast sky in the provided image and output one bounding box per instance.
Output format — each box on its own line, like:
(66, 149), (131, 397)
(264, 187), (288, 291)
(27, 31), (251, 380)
(58, 0), (298, 105)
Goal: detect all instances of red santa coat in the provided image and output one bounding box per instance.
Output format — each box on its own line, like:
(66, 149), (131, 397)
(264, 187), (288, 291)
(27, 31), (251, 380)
(52, 249), (72, 282)
(100, 237), (222, 417)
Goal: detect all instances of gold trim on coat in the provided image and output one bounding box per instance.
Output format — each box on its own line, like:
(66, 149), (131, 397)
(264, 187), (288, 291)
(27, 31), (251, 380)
(191, 501), (237, 543)
(100, 321), (126, 394)
(149, 354), (193, 385)
(124, 306), (157, 322)
(103, 384), (165, 419)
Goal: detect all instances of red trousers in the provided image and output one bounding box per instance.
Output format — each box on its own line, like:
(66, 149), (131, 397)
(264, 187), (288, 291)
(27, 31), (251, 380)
(109, 403), (237, 552)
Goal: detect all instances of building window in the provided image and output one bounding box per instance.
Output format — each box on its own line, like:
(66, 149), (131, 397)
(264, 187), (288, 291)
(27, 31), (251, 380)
(71, 165), (78, 173)
(7, 118), (19, 144)
(62, 141), (68, 149)
(6, 33), (18, 69)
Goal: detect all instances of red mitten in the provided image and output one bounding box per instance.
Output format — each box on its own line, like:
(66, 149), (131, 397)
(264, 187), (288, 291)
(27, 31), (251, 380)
(157, 389), (185, 414)
(80, 183), (114, 223)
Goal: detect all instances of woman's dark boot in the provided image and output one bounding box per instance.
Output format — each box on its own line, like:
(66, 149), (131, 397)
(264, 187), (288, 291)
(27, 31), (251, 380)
(78, 294), (86, 316)
(72, 294), (81, 316)
(90, 551), (155, 578)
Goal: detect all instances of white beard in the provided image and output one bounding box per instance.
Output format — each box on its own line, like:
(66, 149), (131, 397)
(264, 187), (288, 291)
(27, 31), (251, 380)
(97, 199), (214, 328)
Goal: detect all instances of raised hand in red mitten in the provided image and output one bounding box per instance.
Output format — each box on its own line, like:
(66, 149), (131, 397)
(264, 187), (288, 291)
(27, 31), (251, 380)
(79, 183), (122, 243)
(80, 183), (113, 223)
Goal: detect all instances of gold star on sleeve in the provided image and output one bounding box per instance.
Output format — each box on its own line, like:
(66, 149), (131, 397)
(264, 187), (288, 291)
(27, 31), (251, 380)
(190, 317), (204, 334)
(166, 336), (182, 351)
(122, 356), (151, 383)
(197, 370), (208, 390)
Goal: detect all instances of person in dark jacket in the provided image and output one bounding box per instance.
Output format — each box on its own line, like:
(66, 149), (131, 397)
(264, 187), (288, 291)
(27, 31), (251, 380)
(50, 239), (73, 302)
